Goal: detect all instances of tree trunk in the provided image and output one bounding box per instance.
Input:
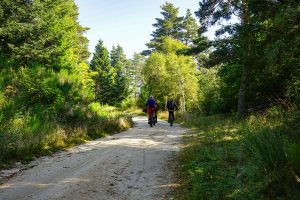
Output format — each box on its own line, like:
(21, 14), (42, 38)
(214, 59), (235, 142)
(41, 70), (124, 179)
(237, 0), (250, 117)
(165, 96), (168, 111)
(179, 78), (186, 112)
(181, 90), (186, 112)
(238, 66), (247, 116)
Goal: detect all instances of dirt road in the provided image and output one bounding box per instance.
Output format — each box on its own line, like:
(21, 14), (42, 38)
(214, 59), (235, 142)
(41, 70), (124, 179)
(0, 116), (187, 200)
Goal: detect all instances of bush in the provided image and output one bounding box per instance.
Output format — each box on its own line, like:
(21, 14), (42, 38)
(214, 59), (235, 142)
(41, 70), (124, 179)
(244, 130), (288, 175)
(287, 143), (300, 178)
(0, 66), (133, 163)
(178, 107), (300, 199)
(120, 97), (137, 109)
(197, 67), (223, 114)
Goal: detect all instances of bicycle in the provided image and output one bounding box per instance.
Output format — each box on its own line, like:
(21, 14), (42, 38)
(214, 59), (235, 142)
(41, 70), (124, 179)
(147, 108), (156, 127)
(168, 110), (175, 126)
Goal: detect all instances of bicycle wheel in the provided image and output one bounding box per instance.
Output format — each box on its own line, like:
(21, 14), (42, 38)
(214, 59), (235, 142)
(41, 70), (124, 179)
(149, 114), (153, 127)
(170, 115), (173, 126)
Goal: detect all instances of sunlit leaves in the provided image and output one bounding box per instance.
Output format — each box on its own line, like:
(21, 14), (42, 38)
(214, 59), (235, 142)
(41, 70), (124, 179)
(142, 38), (198, 111)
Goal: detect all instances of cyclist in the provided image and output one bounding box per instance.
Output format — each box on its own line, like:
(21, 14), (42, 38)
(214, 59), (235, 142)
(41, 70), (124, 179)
(146, 96), (157, 123)
(166, 99), (178, 122)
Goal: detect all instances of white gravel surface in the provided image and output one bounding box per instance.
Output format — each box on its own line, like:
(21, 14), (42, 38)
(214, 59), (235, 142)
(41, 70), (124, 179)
(0, 116), (187, 200)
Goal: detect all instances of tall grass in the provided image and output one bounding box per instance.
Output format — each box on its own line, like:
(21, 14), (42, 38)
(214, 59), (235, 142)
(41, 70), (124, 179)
(0, 102), (132, 165)
(0, 66), (133, 166)
(176, 107), (300, 200)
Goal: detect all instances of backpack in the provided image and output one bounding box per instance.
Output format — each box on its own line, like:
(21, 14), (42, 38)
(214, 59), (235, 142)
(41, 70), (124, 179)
(167, 101), (175, 110)
(147, 98), (156, 108)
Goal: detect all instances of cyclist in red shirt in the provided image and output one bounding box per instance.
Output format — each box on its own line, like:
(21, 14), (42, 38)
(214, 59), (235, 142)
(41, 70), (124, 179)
(146, 96), (157, 123)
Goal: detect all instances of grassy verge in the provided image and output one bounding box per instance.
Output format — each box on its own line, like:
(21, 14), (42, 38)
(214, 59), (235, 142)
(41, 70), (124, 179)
(176, 108), (300, 200)
(0, 103), (133, 168)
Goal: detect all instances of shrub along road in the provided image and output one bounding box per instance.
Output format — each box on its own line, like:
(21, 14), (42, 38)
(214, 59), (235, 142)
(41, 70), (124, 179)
(0, 116), (187, 200)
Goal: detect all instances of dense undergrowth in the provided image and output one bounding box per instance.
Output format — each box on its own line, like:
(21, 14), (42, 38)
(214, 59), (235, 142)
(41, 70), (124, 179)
(0, 101), (132, 166)
(0, 61), (133, 167)
(0, 0), (134, 168)
(176, 107), (300, 200)
(0, 67), (133, 166)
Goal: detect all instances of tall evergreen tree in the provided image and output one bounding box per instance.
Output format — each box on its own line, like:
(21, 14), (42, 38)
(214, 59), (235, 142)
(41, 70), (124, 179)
(0, 0), (90, 68)
(0, 0), (38, 65)
(146, 2), (184, 52)
(127, 53), (146, 98)
(244, 0), (300, 109)
(110, 45), (129, 104)
(0, 0), (94, 107)
(194, 0), (300, 115)
(195, 0), (251, 116)
(90, 40), (116, 104)
(182, 9), (199, 45)
(40, 0), (90, 69)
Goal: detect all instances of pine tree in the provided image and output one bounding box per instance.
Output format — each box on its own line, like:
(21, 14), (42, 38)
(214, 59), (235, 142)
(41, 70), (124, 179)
(194, 0), (300, 114)
(195, 0), (251, 116)
(146, 2), (184, 52)
(0, 0), (94, 105)
(0, 0), (37, 64)
(182, 9), (199, 45)
(90, 40), (116, 104)
(127, 53), (146, 98)
(0, 0), (90, 68)
(39, 0), (90, 69)
(110, 45), (129, 104)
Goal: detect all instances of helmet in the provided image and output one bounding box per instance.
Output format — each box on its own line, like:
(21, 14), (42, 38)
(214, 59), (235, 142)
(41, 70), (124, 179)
(149, 95), (153, 98)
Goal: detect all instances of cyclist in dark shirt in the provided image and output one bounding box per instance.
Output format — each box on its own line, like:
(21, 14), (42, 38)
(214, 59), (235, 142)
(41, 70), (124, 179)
(166, 99), (178, 122)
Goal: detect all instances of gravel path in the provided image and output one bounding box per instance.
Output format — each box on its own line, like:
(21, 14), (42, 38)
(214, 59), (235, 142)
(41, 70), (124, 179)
(0, 116), (187, 200)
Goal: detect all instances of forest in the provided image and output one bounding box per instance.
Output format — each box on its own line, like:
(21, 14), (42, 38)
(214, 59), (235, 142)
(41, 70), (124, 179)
(0, 0), (299, 199)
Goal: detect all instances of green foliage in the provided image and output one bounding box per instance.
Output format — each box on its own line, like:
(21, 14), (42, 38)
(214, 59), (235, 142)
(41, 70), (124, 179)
(142, 37), (198, 111)
(147, 2), (183, 50)
(182, 9), (199, 45)
(90, 40), (116, 104)
(120, 97), (137, 110)
(110, 45), (130, 105)
(0, 100), (55, 160)
(218, 63), (242, 112)
(157, 37), (188, 53)
(197, 67), (222, 114)
(178, 108), (300, 200)
(0, 98), (133, 162)
(127, 53), (146, 100)
(193, 0), (300, 114)
(145, 2), (198, 53)
(287, 143), (300, 176)
(17, 68), (64, 111)
(241, 108), (300, 199)
(245, 131), (287, 175)
(0, 0), (95, 105)
(0, 0), (90, 68)
(85, 103), (133, 138)
(0, 0), (131, 164)
(178, 113), (243, 200)
(136, 86), (150, 108)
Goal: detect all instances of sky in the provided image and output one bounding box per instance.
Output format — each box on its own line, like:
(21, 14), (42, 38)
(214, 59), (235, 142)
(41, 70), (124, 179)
(74, 0), (203, 59)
